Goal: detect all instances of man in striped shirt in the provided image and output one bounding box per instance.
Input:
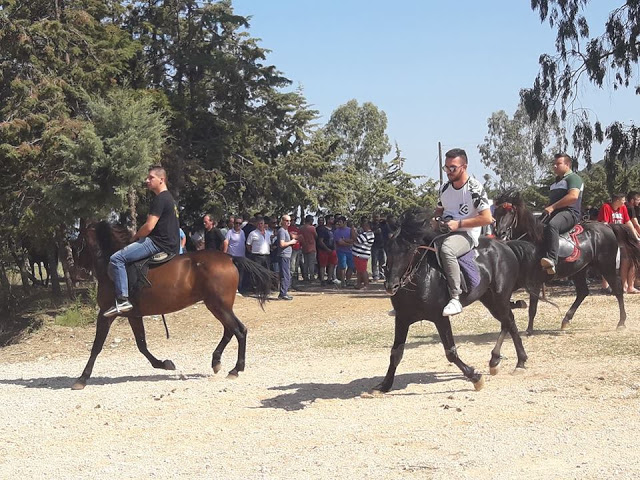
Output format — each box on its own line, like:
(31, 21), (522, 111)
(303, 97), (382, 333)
(353, 217), (375, 289)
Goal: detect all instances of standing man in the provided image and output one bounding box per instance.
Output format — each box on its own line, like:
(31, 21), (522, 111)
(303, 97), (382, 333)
(105, 166), (180, 317)
(370, 214), (386, 281)
(278, 214), (298, 300)
(334, 215), (356, 286)
(246, 216), (271, 270)
(433, 148), (492, 316)
(203, 213), (225, 251)
(540, 153), (584, 275)
(288, 215), (302, 283)
(299, 214), (318, 281)
(223, 216), (246, 293)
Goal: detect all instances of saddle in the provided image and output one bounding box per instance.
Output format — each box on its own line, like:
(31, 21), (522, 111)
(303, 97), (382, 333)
(126, 252), (177, 297)
(557, 224), (584, 263)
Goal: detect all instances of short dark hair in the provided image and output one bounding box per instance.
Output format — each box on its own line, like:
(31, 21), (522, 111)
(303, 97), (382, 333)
(149, 165), (167, 179)
(444, 148), (468, 164)
(627, 191), (640, 202)
(554, 153), (572, 166)
(612, 193), (626, 203)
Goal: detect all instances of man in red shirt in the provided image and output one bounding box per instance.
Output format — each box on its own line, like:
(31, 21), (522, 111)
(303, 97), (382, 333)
(298, 214), (318, 281)
(598, 193), (640, 293)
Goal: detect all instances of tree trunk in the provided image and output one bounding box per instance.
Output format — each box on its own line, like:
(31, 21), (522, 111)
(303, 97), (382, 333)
(0, 261), (11, 317)
(9, 247), (31, 293)
(128, 187), (138, 230)
(48, 244), (61, 297)
(58, 239), (76, 300)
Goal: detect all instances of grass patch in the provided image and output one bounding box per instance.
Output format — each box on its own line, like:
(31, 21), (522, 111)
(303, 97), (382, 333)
(54, 300), (95, 328)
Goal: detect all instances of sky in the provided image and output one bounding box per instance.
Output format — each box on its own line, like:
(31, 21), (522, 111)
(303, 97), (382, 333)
(231, 0), (638, 183)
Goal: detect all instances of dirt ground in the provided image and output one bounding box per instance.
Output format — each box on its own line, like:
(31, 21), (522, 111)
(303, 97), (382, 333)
(1, 282), (640, 479)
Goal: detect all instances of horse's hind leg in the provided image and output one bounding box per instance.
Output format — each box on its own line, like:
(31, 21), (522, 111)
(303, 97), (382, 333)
(600, 262), (627, 329)
(206, 302), (247, 378)
(72, 312), (115, 390)
(560, 271), (589, 330)
(435, 317), (484, 390)
(483, 298), (528, 373)
(526, 283), (542, 335)
(128, 316), (176, 371)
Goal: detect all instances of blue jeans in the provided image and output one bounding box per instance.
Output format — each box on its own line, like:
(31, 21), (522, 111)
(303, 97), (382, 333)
(370, 245), (386, 279)
(279, 256), (291, 297)
(109, 237), (161, 299)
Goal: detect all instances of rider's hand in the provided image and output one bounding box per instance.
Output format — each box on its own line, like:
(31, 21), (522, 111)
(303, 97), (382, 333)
(447, 220), (459, 232)
(543, 205), (554, 215)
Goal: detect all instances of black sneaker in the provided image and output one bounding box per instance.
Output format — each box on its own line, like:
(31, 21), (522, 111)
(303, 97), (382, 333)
(278, 295), (293, 301)
(104, 298), (133, 317)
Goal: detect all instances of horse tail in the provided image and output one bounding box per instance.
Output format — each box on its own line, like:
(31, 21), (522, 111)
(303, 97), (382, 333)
(231, 257), (278, 308)
(610, 223), (640, 271)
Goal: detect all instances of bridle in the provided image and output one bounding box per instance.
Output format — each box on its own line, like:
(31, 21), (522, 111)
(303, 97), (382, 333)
(496, 202), (527, 241)
(395, 233), (448, 293)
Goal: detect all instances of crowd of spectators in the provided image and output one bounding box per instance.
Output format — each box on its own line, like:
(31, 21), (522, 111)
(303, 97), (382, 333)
(182, 212), (397, 300)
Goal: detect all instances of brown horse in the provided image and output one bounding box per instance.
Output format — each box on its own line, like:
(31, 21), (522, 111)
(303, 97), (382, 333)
(72, 221), (275, 390)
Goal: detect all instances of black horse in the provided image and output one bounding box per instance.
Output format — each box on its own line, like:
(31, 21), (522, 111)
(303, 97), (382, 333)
(372, 208), (528, 393)
(494, 190), (640, 332)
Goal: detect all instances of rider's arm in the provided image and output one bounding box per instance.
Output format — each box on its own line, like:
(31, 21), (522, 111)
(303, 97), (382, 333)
(625, 220), (640, 241)
(451, 208), (493, 231)
(545, 189), (580, 213)
(132, 215), (159, 242)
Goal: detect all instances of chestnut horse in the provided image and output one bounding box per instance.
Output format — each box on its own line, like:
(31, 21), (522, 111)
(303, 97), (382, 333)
(494, 190), (640, 333)
(72, 221), (275, 390)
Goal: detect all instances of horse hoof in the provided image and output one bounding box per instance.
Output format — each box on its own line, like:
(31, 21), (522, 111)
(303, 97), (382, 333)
(361, 389), (385, 398)
(227, 371), (239, 379)
(525, 329), (534, 336)
(71, 380), (86, 390)
(489, 365), (500, 376)
(472, 375), (485, 391)
(512, 367), (526, 376)
(163, 360), (176, 370)
(560, 321), (570, 331)
(617, 323), (626, 330)
(212, 362), (222, 374)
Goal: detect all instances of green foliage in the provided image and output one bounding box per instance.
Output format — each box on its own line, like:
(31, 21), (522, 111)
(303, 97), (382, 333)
(54, 300), (94, 327)
(525, 1), (640, 169)
(479, 101), (564, 189)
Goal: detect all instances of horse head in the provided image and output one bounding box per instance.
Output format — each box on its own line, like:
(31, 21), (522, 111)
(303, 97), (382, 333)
(494, 190), (526, 240)
(384, 207), (438, 295)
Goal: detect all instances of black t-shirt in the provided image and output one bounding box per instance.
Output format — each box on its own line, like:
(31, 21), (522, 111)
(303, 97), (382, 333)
(148, 190), (180, 254)
(626, 202), (640, 222)
(204, 227), (225, 251)
(316, 225), (335, 251)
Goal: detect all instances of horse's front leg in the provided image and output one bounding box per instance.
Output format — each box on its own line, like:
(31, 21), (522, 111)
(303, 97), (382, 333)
(526, 285), (542, 335)
(72, 312), (115, 390)
(560, 271), (589, 330)
(489, 328), (508, 375)
(128, 316), (176, 371)
(435, 317), (484, 390)
(370, 315), (410, 393)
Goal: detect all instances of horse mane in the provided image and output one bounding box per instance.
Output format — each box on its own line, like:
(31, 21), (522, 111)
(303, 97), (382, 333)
(398, 207), (438, 244)
(95, 221), (133, 257)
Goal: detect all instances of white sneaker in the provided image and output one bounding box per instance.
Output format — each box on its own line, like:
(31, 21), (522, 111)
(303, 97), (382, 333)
(540, 257), (556, 273)
(442, 298), (462, 317)
(104, 299), (133, 318)
(332, 278), (341, 285)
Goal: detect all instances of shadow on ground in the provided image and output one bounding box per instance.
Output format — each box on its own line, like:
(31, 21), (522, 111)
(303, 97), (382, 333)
(259, 371), (464, 411)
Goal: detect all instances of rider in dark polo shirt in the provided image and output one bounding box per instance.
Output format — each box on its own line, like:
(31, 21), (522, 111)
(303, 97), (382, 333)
(540, 153), (584, 275)
(105, 166), (180, 317)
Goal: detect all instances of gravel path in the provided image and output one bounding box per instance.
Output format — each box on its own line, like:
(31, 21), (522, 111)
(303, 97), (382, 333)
(1, 284), (639, 479)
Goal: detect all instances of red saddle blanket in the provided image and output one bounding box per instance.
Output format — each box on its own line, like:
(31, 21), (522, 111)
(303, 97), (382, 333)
(559, 224), (584, 263)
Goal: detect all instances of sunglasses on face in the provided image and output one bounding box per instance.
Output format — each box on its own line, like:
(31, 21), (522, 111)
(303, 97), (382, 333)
(443, 164), (464, 173)
(234, 222), (242, 225)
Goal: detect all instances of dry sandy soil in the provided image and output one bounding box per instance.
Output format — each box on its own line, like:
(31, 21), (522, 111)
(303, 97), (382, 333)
(1, 282), (640, 479)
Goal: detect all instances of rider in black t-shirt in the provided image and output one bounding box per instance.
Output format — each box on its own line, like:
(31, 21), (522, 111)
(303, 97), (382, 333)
(104, 166), (180, 317)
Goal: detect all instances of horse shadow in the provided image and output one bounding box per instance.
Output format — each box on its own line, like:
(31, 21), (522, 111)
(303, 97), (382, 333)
(0, 373), (209, 390)
(258, 372), (462, 411)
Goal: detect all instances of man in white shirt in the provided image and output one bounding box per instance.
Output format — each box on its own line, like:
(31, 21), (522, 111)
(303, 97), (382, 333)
(432, 148), (493, 317)
(246, 216), (271, 270)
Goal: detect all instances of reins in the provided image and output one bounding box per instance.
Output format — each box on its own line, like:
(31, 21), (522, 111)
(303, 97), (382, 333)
(397, 233), (447, 291)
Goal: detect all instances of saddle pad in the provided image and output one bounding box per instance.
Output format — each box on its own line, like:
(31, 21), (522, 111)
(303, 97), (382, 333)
(458, 249), (481, 291)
